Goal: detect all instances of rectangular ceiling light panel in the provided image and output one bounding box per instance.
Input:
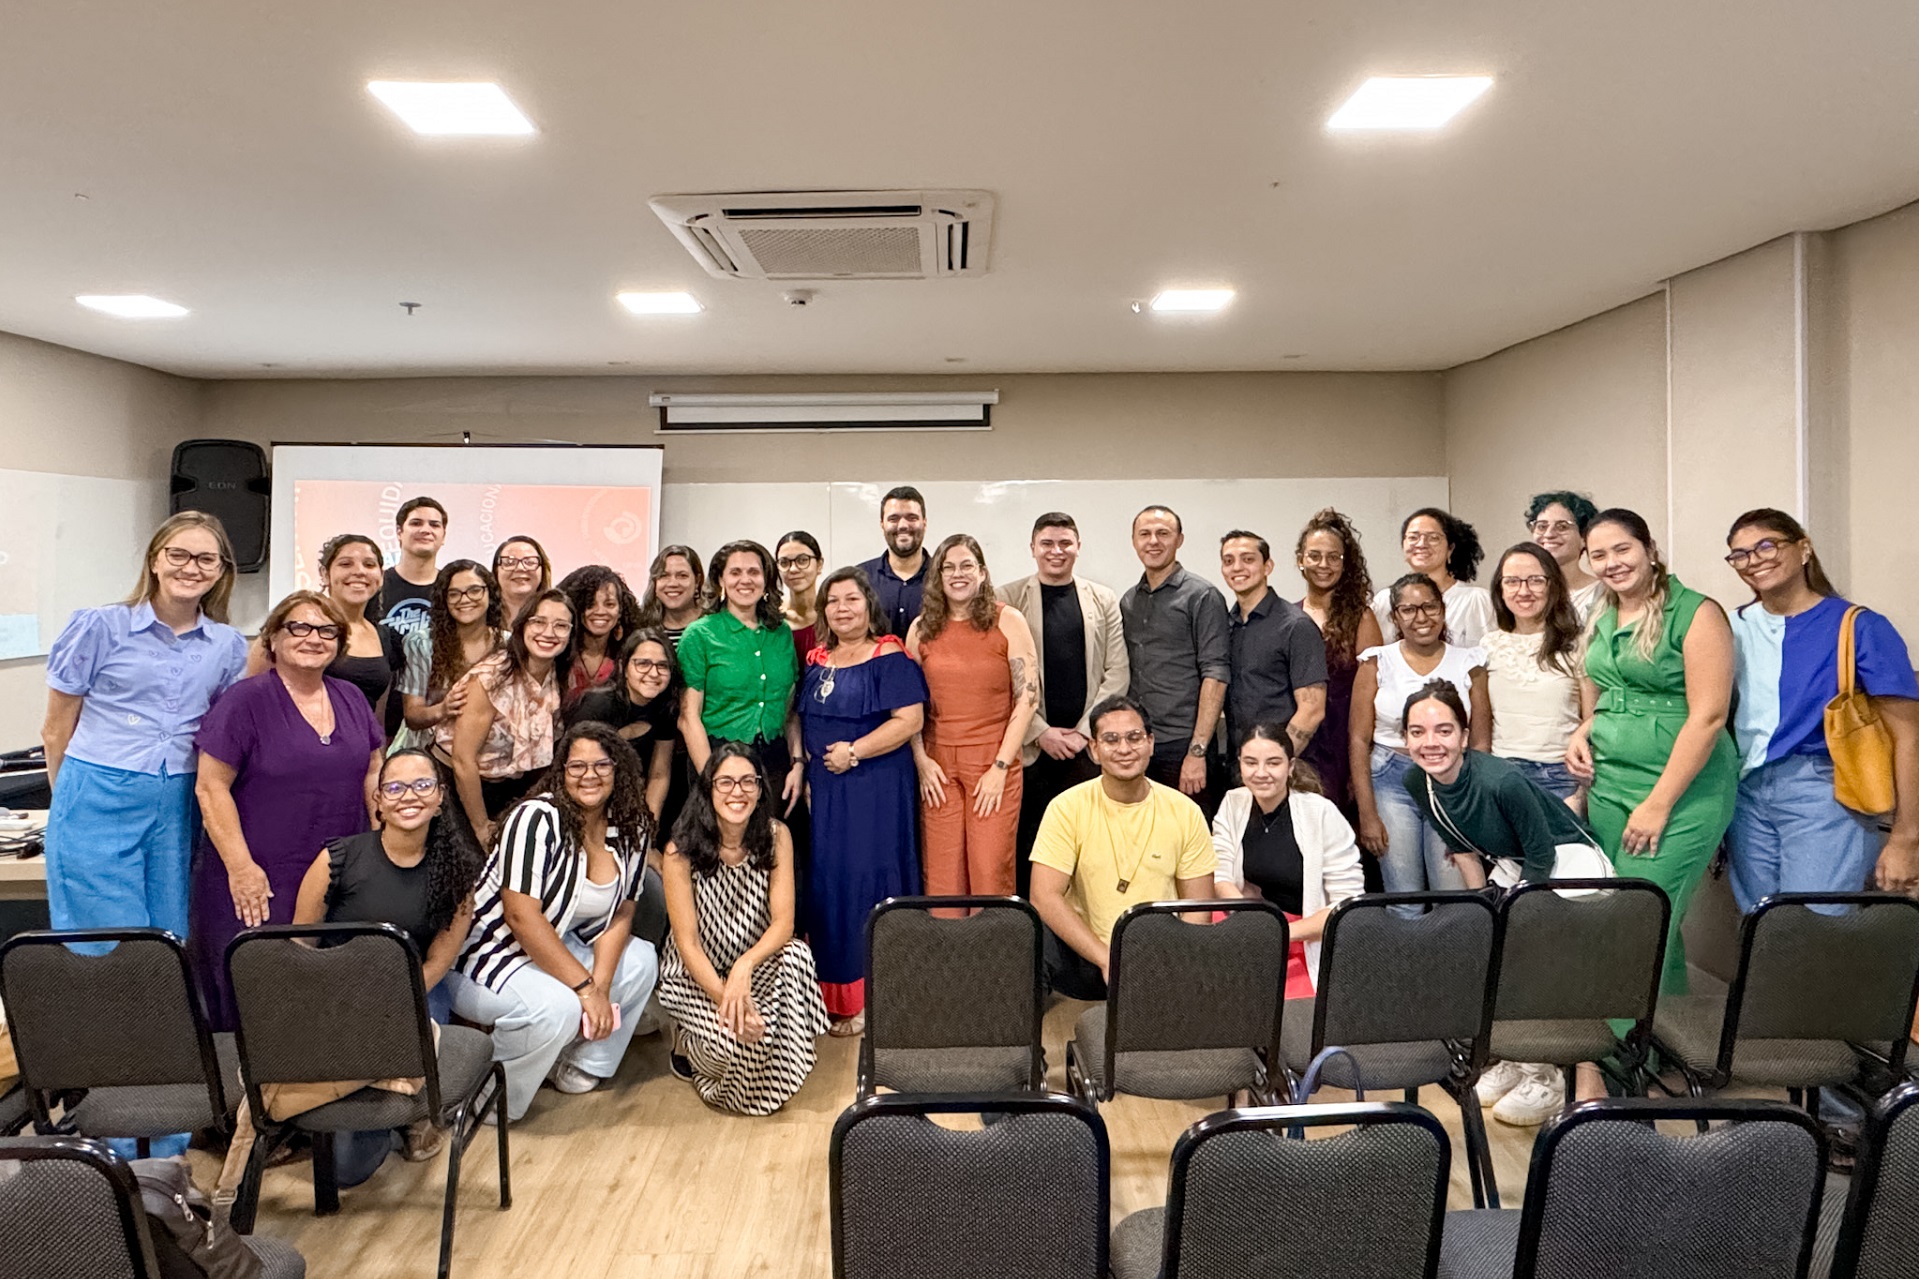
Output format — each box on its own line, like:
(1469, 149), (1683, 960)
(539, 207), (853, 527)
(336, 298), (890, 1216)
(75, 294), (189, 318)
(617, 291), (702, 314)
(367, 81), (536, 135)
(1150, 289), (1235, 312)
(1327, 76), (1493, 130)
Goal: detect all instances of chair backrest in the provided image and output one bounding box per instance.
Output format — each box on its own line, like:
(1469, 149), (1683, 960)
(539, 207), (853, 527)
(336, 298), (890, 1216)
(1312, 893), (1498, 1058)
(1494, 880), (1669, 1028)
(1160, 1102), (1447, 1279)
(1107, 899), (1288, 1059)
(862, 896), (1044, 1082)
(225, 923), (438, 1116)
(1833, 1083), (1919, 1279)
(0, 929), (224, 1125)
(830, 1092), (1108, 1279)
(1514, 1099), (1824, 1279)
(0, 1136), (160, 1279)
(1725, 894), (1919, 1069)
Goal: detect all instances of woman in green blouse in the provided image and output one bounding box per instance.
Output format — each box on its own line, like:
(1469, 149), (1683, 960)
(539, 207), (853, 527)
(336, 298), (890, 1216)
(1566, 508), (1738, 995)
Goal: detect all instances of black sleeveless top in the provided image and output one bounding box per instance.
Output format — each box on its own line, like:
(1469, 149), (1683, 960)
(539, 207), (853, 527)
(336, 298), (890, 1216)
(324, 830), (438, 957)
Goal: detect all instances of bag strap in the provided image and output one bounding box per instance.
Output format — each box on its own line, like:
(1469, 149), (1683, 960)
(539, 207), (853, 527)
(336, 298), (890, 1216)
(1294, 1046), (1365, 1102)
(1424, 772), (1483, 856)
(1838, 606), (1863, 699)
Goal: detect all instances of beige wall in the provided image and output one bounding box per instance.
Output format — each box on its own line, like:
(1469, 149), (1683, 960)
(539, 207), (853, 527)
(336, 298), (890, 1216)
(1443, 293), (1669, 561)
(192, 370), (1445, 484)
(0, 332), (199, 745)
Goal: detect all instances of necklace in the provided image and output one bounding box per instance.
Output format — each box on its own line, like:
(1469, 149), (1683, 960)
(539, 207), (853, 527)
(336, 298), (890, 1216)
(815, 638), (874, 702)
(1255, 800), (1288, 835)
(1108, 793), (1160, 894)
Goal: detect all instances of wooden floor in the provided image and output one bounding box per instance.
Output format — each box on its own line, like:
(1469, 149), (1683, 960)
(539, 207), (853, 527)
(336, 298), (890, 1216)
(193, 997), (1572, 1279)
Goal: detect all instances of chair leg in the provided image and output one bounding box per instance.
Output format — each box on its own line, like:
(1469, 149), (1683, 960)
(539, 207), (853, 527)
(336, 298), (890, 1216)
(490, 1065), (512, 1210)
(1807, 1087), (1821, 1122)
(1403, 1087), (1418, 1104)
(311, 1131), (340, 1216)
(440, 1103), (467, 1279)
(231, 1133), (272, 1235)
(136, 1137), (151, 1159)
(1452, 1082), (1501, 1210)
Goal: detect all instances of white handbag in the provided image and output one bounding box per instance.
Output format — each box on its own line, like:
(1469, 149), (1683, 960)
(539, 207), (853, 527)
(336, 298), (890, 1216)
(1425, 770), (1615, 897)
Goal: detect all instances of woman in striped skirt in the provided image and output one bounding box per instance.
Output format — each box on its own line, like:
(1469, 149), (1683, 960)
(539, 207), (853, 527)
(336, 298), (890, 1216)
(658, 741), (829, 1115)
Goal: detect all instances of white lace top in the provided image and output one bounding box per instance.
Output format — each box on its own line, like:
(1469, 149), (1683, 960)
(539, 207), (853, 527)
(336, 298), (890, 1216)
(1482, 629), (1583, 762)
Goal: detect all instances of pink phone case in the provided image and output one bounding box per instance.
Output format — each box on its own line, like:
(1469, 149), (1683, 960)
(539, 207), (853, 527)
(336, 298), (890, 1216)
(583, 1003), (622, 1038)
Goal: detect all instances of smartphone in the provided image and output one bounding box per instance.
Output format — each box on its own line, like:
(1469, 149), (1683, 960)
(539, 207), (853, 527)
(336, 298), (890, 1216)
(582, 1002), (623, 1039)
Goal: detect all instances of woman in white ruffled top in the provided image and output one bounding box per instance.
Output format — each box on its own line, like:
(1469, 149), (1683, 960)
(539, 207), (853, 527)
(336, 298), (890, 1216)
(1481, 543), (1587, 806)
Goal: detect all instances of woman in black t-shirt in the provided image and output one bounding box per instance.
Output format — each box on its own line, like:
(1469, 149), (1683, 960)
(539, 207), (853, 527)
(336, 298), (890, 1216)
(567, 628), (681, 825)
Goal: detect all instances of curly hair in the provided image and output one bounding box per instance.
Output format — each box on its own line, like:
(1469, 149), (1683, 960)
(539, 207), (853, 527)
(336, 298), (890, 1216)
(1388, 572), (1450, 644)
(556, 564), (644, 654)
(427, 560), (503, 696)
(377, 750), (486, 938)
(917, 533), (998, 642)
(514, 721), (657, 861)
(704, 540), (785, 629)
(670, 741), (778, 878)
(1400, 508), (1484, 584)
(1294, 508), (1374, 668)
(1491, 543), (1582, 678)
(1524, 491), (1600, 535)
(637, 545), (705, 629)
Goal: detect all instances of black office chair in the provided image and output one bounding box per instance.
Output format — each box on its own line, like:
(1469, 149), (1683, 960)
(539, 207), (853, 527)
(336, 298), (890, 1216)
(1820, 1082), (1919, 1278)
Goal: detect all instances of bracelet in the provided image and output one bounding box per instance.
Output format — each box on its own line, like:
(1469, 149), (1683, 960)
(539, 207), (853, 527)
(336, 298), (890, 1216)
(571, 975), (594, 993)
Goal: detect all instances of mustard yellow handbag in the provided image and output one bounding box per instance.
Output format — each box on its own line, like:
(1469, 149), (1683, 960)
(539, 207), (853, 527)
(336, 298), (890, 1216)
(1825, 605), (1896, 815)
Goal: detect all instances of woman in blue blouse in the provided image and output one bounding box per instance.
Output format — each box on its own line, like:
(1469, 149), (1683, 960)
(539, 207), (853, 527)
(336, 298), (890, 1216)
(41, 512), (250, 941)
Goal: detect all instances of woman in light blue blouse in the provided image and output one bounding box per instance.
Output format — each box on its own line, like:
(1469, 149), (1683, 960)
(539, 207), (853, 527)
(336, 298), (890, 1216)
(40, 512), (250, 940)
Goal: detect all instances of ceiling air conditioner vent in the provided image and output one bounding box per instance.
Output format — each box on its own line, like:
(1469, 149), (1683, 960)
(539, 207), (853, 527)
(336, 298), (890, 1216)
(647, 190), (994, 280)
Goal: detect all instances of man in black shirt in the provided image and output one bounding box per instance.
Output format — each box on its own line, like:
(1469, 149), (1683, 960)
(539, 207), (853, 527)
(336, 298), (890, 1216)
(378, 496), (446, 639)
(855, 485), (929, 637)
(998, 512), (1130, 894)
(1219, 530), (1328, 769)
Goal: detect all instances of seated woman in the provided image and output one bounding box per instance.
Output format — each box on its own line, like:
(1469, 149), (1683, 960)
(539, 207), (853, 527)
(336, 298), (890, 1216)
(288, 748), (484, 1176)
(448, 722), (660, 1123)
(657, 742), (829, 1115)
(1398, 679), (1610, 1127)
(567, 628), (681, 824)
(1211, 723), (1365, 1000)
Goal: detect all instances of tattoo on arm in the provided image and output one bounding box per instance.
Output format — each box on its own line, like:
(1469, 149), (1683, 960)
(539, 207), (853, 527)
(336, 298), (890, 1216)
(1009, 656), (1040, 705)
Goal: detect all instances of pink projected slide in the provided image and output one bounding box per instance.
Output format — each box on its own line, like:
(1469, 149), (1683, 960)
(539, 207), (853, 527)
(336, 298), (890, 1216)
(291, 481), (655, 590)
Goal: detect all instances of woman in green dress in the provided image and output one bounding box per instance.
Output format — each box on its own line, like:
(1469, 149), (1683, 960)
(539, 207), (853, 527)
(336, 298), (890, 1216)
(1567, 508), (1738, 994)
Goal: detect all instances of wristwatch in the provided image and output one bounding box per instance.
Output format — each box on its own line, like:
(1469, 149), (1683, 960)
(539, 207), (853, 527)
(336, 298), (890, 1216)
(848, 746), (861, 768)
(1187, 742), (1208, 759)
(993, 758), (1010, 771)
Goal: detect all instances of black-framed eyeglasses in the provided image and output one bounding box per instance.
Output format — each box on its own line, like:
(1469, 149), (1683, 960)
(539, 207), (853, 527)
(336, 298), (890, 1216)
(1725, 538), (1794, 570)
(1393, 602), (1443, 619)
(446, 585), (490, 604)
(378, 777), (441, 799)
(496, 555), (543, 571)
(281, 620), (344, 640)
(1500, 575), (1550, 590)
(564, 760), (615, 778)
(713, 774), (762, 793)
(160, 546), (227, 572)
(776, 554), (816, 571)
(628, 658), (670, 675)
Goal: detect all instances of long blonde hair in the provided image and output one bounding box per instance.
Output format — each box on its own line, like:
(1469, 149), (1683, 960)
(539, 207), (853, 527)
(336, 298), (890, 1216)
(1585, 508), (1670, 664)
(126, 512), (238, 623)
(917, 534), (998, 642)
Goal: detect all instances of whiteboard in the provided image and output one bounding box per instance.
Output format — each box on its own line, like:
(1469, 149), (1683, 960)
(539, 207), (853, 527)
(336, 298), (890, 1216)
(661, 477), (1448, 600)
(0, 468), (166, 658)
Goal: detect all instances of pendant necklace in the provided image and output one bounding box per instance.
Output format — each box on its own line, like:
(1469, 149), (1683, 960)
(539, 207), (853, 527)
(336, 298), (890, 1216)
(1112, 798), (1159, 894)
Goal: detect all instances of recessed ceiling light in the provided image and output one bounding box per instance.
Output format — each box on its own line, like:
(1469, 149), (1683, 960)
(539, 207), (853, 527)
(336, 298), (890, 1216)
(1327, 76), (1493, 131)
(617, 291), (702, 315)
(75, 294), (189, 319)
(366, 81), (536, 136)
(1149, 289), (1235, 313)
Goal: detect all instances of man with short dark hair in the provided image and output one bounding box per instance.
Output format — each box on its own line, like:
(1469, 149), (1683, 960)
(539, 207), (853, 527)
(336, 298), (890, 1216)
(1219, 529), (1328, 760)
(999, 512), (1129, 895)
(1029, 695), (1216, 1000)
(1120, 504), (1231, 820)
(857, 485), (929, 637)
(378, 496), (447, 639)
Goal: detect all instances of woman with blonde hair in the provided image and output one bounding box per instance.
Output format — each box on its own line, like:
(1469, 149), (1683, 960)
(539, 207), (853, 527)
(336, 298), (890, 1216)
(907, 534), (1039, 901)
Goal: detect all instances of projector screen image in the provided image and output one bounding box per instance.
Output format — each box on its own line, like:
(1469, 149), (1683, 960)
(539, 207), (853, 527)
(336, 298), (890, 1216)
(270, 446), (663, 604)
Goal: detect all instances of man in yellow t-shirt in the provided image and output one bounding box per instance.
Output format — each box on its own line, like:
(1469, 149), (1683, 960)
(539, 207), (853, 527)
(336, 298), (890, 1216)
(1030, 694), (1217, 999)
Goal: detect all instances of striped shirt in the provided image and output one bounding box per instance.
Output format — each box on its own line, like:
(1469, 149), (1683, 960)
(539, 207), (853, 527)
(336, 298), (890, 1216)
(456, 796), (648, 991)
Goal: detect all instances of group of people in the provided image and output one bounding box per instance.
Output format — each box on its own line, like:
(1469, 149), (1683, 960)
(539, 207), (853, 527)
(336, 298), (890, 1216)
(34, 482), (1919, 1159)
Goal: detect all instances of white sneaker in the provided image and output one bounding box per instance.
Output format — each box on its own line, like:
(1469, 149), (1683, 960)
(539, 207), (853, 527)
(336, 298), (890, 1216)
(546, 1059), (600, 1095)
(1492, 1066), (1566, 1127)
(1474, 1059), (1528, 1107)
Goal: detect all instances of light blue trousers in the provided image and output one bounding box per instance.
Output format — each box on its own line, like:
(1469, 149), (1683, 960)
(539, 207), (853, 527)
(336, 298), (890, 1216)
(44, 757), (194, 943)
(1727, 753), (1880, 913)
(1371, 746), (1466, 909)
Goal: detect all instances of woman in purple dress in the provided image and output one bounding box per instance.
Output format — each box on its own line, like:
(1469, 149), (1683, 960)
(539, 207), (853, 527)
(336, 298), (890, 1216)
(797, 567), (927, 1036)
(191, 591), (384, 1028)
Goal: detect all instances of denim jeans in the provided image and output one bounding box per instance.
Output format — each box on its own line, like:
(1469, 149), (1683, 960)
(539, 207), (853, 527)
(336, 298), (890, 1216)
(1504, 756), (1580, 800)
(1727, 753), (1880, 913)
(1370, 746), (1464, 909)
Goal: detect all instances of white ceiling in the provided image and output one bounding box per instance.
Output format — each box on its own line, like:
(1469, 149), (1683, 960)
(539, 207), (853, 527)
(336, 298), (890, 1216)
(5, 1), (1919, 379)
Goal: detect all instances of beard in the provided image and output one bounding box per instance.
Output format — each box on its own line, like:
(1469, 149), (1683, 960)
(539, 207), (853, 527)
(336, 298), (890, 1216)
(890, 528), (924, 557)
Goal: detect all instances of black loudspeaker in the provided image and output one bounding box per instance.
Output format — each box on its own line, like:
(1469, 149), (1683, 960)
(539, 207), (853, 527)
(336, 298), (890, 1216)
(170, 440), (270, 573)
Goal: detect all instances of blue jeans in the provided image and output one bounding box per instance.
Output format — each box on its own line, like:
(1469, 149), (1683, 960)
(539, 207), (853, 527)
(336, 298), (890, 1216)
(1370, 746), (1465, 908)
(1727, 753), (1880, 913)
(1504, 757), (1579, 800)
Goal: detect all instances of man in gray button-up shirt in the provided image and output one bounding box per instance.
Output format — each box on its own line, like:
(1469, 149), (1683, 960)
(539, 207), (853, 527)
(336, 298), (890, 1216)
(1120, 505), (1231, 819)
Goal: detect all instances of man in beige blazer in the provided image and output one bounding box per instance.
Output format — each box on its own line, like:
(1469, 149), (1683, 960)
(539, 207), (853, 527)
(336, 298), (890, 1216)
(998, 512), (1130, 895)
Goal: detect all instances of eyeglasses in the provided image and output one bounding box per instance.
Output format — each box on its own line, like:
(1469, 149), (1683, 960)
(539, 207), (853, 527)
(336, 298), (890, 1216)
(1725, 538), (1795, 570)
(281, 620), (344, 640)
(526, 619), (573, 636)
(940, 562), (980, 577)
(775, 555), (816, 571)
(1393, 602), (1443, 619)
(628, 658), (670, 675)
(564, 759), (615, 778)
(1299, 550), (1345, 566)
(496, 555), (543, 571)
(446, 585), (490, 604)
(160, 546), (227, 572)
(713, 775), (762, 794)
(1403, 532), (1445, 546)
(1529, 519), (1579, 536)
(378, 777), (441, 799)
(1500, 575), (1550, 591)
(1097, 730), (1150, 747)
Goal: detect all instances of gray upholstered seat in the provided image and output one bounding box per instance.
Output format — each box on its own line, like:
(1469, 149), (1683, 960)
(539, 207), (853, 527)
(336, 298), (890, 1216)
(1436, 1208), (1521, 1278)
(1114, 1103), (1449, 1279)
(869, 1045), (1035, 1094)
(1653, 995), (1865, 1087)
(1828, 1084), (1919, 1279)
(1, 1083), (36, 1135)
(1486, 1017), (1621, 1066)
(288, 1026), (495, 1131)
(832, 1093), (1108, 1279)
(63, 1033), (243, 1138)
(1073, 1005), (1261, 1098)
(1280, 999), (1454, 1091)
